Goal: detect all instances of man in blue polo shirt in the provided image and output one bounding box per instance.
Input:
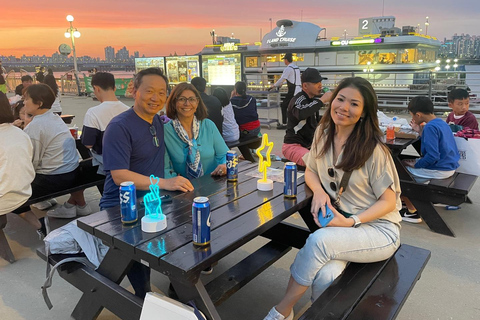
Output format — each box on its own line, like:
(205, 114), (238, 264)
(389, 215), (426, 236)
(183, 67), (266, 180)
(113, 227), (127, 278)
(100, 67), (193, 298)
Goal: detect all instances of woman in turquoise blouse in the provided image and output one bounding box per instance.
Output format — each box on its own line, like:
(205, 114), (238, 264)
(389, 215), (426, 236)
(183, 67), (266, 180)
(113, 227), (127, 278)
(164, 83), (229, 179)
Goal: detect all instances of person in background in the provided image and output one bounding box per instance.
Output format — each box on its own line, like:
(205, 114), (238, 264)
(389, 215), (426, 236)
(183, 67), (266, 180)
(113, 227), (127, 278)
(401, 96), (459, 224)
(100, 68), (193, 299)
(15, 75), (33, 96)
(446, 88), (478, 130)
(11, 84), (81, 237)
(13, 100), (26, 129)
(268, 53), (301, 130)
(212, 87), (239, 143)
(282, 68), (332, 167)
(164, 82), (228, 179)
(0, 92), (36, 232)
(35, 67), (45, 83)
(230, 81), (261, 143)
(191, 76), (223, 135)
(81, 72), (129, 174)
(0, 73), (7, 94)
(264, 77), (401, 320)
(43, 70), (62, 115)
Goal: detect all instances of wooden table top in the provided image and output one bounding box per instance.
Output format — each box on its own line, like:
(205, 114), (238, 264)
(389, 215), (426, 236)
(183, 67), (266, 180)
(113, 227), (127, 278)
(77, 161), (312, 284)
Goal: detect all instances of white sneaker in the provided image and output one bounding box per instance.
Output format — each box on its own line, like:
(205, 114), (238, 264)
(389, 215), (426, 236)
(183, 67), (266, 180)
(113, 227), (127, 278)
(264, 307), (293, 320)
(32, 198), (57, 210)
(47, 202), (76, 218)
(76, 203), (92, 216)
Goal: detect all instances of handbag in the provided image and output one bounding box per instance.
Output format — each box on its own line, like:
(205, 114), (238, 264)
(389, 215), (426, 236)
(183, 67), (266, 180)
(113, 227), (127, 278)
(332, 170), (353, 217)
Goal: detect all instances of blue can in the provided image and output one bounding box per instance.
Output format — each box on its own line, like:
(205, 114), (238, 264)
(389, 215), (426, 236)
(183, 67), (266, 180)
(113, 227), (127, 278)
(120, 181), (137, 224)
(284, 162), (297, 198)
(192, 197), (211, 246)
(226, 150), (238, 182)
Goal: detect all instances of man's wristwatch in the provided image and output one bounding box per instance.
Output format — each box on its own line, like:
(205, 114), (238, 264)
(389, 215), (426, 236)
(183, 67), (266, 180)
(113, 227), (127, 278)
(351, 215), (361, 228)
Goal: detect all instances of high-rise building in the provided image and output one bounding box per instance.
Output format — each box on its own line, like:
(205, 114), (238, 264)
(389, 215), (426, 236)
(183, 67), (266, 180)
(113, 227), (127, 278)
(105, 46), (115, 61)
(116, 46), (129, 62)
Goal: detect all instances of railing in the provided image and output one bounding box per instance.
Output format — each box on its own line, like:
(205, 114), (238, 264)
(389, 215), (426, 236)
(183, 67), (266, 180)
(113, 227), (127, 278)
(246, 70), (480, 113)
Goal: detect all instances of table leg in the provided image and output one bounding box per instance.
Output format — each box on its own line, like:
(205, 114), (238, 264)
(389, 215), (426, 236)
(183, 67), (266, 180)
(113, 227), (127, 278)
(71, 247), (134, 320)
(409, 199), (455, 237)
(298, 205), (319, 233)
(170, 278), (222, 320)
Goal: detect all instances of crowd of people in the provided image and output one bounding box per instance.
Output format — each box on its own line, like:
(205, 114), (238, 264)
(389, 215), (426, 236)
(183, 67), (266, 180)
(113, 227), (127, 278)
(0, 60), (477, 319)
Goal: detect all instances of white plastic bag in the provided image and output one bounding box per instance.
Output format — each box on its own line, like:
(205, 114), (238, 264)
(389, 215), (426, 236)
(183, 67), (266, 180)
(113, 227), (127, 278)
(454, 136), (480, 176)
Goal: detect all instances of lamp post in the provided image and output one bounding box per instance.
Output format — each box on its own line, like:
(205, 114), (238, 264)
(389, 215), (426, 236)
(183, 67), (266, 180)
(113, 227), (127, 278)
(269, 18), (272, 32)
(424, 16), (429, 36)
(210, 29), (216, 45)
(363, 61), (374, 82)
(64, 15), (81, 95)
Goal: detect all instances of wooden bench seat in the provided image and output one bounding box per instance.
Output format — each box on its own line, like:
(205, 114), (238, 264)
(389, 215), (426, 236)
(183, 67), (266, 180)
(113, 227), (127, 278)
(299, 244), (431, 320)
(226, 137), (262, 162)
(400, 172), (477, 237)
(36, 246), (143, 320)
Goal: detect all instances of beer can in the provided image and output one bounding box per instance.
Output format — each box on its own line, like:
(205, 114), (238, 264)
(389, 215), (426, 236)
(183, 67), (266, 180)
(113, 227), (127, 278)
(284, 162), (297, 198)
(120, 181), (137, 224)
(226, 150), (238, 182)
(192, 197), (211, 246)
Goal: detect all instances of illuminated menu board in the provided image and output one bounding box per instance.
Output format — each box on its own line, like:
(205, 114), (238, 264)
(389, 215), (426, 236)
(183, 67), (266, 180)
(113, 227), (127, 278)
(201, 53), (241, 85)
(135, 57), (165, 73)
(165, 56), (200, 84)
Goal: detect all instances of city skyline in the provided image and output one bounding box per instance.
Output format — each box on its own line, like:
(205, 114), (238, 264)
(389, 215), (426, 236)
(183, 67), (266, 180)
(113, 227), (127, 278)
(2, 0), (479, 58)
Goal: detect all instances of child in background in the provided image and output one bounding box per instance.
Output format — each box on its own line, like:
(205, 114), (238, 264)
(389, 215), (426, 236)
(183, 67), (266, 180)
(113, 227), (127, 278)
(401, 96), (460, 223)
(446, 89), (478, 130)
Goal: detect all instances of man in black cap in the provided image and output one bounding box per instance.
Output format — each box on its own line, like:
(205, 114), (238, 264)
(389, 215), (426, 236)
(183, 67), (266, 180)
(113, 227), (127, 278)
(269, 53), (301, 129)
(282, 68), (332, 167)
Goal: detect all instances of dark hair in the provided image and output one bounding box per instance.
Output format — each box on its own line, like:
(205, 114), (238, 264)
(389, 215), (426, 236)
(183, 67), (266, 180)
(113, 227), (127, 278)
(448, 88), (469, 103)
(0, 92), (14, 124)
(133, 67), (168, 90)
(234, 81), (247, 98)
(191, 77), (207, 93)
(43, 74), (59, 97)
(165, 82), (208, 120)
(25, 84), (56, 109)
(212, 87), (230, 107)
(47, 68), (53, 74)
(408, 96), (434, 115)
(13, 100), (25, 120)
(316, 77), (386, 172)
(91, 72), (115, 91)
(21, 75), (33, 83)
(283, 53), (293, 63)
(0, 74), (5, 85)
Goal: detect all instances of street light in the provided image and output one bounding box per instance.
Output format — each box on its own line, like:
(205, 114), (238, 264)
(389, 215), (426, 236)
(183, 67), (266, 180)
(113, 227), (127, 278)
(210, 29), (216, 45)
(425, 16), (429, 35)
(65, 14), (81, 95)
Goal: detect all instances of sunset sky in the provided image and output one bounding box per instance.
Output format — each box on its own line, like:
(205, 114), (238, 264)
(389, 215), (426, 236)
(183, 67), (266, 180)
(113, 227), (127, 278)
(1, 0), (478, 58)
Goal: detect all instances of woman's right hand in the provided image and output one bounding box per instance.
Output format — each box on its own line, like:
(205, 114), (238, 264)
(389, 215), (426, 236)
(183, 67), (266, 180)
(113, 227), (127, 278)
(310, 189), (332, 227)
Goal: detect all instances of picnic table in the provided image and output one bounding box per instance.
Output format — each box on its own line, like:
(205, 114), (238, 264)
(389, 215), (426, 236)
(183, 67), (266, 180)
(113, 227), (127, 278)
(72, 161), (311, 319)
(385, 137), (477, 237)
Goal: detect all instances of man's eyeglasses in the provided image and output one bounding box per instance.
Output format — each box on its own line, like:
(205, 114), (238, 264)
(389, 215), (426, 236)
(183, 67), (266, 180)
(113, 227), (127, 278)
(328, 167), (336, 191)
(177, 97), (199, 105)
(149, 125), (159, 147)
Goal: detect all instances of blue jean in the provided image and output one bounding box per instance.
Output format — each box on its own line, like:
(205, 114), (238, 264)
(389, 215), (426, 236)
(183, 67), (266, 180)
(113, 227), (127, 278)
(290, 219), (400, 301)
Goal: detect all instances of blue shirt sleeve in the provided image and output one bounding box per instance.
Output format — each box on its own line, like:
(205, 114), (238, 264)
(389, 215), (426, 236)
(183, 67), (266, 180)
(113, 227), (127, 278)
(415, 124), (441, 169)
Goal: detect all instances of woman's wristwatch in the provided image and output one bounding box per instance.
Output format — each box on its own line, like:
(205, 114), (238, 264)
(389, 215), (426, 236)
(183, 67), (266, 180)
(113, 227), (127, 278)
(350, 215), (362, 228)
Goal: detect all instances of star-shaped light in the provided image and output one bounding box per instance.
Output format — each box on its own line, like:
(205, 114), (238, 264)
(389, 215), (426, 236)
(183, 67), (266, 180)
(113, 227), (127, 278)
(256, 133), (274, 182)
